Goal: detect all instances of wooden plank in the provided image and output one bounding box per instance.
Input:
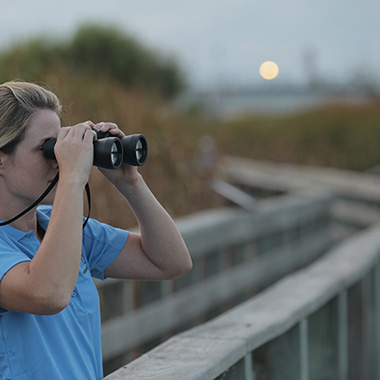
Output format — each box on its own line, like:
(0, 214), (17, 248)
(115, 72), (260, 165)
(373, 261), (380, 380)
(121, 282), (134, 315)
(347, 275), (373, 379)
(217, 355), (255, 380)
(347, 281), (364, 378)
(308, 298), (338, 379)
(218, 358), (246, 380)
(210, 179), (256, 210)
(182, 223), (380, 348)
(98, 193), (333, 359)
(337, 291), (348, 380)
(219, 156), (380, 203)
(330, 200), (380, 228)
(104, 223), (380, 380)
(362, 275), (373, 379)
(103, 336), (247, 380)
(101, 229), (332, 359)
(244, 354), (254, 380)
(176, 195), (331, 260)
(299, 320), (309, 380)
(252, 324), (301, 380)
(96, 194), (331, 291)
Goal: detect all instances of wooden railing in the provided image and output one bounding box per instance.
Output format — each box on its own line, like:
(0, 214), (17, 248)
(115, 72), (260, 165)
(101, 158), (380, 378)
(104, 223), (380, 379)
(98, 192), (336, 374)
(217, 156), (380, 230)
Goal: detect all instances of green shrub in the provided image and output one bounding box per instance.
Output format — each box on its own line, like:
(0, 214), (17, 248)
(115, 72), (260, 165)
(0, 24), (185, 99)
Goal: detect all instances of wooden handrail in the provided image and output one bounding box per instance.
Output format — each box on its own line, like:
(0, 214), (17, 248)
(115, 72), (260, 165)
(97, 192), (335, 368)
(218, 156), (380, 203)
(104, 222), (380, 379)
(100, 158), (380, 377)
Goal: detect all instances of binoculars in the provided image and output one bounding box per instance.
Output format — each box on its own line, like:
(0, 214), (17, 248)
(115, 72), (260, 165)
(43, 129), (148, 169)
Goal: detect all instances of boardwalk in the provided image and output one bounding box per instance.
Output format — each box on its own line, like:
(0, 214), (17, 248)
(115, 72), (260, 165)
(100, 157), (380, 379)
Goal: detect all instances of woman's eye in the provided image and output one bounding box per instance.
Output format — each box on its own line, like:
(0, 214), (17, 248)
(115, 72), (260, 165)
(39, 139), (50, 151)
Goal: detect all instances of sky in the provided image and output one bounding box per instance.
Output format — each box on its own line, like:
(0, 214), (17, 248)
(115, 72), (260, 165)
(0, 0), (379, 89)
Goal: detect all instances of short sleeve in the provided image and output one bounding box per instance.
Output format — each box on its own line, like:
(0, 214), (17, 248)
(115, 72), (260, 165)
(0, 237), (31, 315)
(0, 253), (30, 283)
(0, 242), (31, 283)
(81, 218), (129, 280)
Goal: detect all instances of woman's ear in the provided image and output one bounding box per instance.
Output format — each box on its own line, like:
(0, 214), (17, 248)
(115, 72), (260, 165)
(0, 151), (9, 170)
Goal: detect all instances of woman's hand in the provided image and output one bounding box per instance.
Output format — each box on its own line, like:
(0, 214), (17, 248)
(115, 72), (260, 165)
(54, 122), (97, 187)
(90, 121), (140, 186)
(88, 122), (192, 281)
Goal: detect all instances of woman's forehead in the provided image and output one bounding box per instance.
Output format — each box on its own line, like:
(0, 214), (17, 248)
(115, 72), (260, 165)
(25, 110), (61, 139)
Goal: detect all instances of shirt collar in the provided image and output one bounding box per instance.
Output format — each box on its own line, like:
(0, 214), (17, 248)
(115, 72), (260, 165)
(36, 206), (51, 231)
(0, 206), (51, 242)
(0, 223), (30, 242)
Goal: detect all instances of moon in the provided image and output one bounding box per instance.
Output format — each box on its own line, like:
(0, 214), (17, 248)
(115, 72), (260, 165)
(259, 61), (279, 80)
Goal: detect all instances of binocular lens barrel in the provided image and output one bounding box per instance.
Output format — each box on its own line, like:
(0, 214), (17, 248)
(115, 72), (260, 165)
(93, 137), (123, 169)
(42, 133), (148, 170)
(121, 134), (148, 167)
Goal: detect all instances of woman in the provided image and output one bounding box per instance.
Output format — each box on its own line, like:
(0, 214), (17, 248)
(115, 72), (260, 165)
(0, 81), (192, 379)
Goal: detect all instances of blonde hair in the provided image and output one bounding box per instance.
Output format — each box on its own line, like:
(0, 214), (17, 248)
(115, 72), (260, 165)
(0, 81), (62, 154)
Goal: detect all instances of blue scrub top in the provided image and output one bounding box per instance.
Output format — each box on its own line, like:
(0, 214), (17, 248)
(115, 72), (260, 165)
(0, 206), (129, 380)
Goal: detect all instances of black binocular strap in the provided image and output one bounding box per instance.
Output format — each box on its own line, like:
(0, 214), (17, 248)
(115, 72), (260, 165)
(0, 173), (91, 229)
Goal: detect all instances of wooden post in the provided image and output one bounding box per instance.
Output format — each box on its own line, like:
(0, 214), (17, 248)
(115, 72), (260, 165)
(252, 325), (301, 380)
(218, 354), (255, 380)
(348, 278), (372, 379)
(245, 354), (254, 380)
(306, 298), (343, 379)
(373, 261), (380, 380)
(299, 319), (309, 380)
(361, 275), (372, 379)
(337, 291), (348, 380)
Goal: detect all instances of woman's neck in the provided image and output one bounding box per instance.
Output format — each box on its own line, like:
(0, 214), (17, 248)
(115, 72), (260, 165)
(0, 204), (38, 233)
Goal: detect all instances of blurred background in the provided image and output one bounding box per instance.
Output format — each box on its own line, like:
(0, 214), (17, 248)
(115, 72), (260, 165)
(2, 2), (380, 377)
(1, 0), (379, 227)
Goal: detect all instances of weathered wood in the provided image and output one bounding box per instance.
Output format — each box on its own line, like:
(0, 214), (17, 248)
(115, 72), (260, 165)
(178, 195), (330, 260)
(219, 156), (380, 203)
(210, 179), (256, 210)
(330, 200), (380, 228)
(98, 158), (380, 378)
(104, 336), (247, 380)
(244, 354), (254, 380)
(373, 262), (380, 380)
(183, 224), (380, 350)
(101, 229), (332, 359)
(299, 320), (309, 380)
(217, 357), (247, 380)
(361, 275), (373, 379)
(308, 298), (338, 379)
(104, 223), (380, 380)
(347, 281), (364, 379)
(96, 194), (331, 292)
(97, 192), (333, 363)
(337, 291), (348, 380)
(252, 324), (301, 380)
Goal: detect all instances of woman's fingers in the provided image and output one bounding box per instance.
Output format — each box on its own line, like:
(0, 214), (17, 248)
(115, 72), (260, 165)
(93, 122), (125, 138)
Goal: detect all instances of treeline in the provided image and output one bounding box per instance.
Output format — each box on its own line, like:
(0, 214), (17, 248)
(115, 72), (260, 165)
(0, 24), (185, 99)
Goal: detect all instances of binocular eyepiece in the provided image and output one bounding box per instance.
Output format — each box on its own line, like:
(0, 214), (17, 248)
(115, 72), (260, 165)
(43, 129), (148, 169)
